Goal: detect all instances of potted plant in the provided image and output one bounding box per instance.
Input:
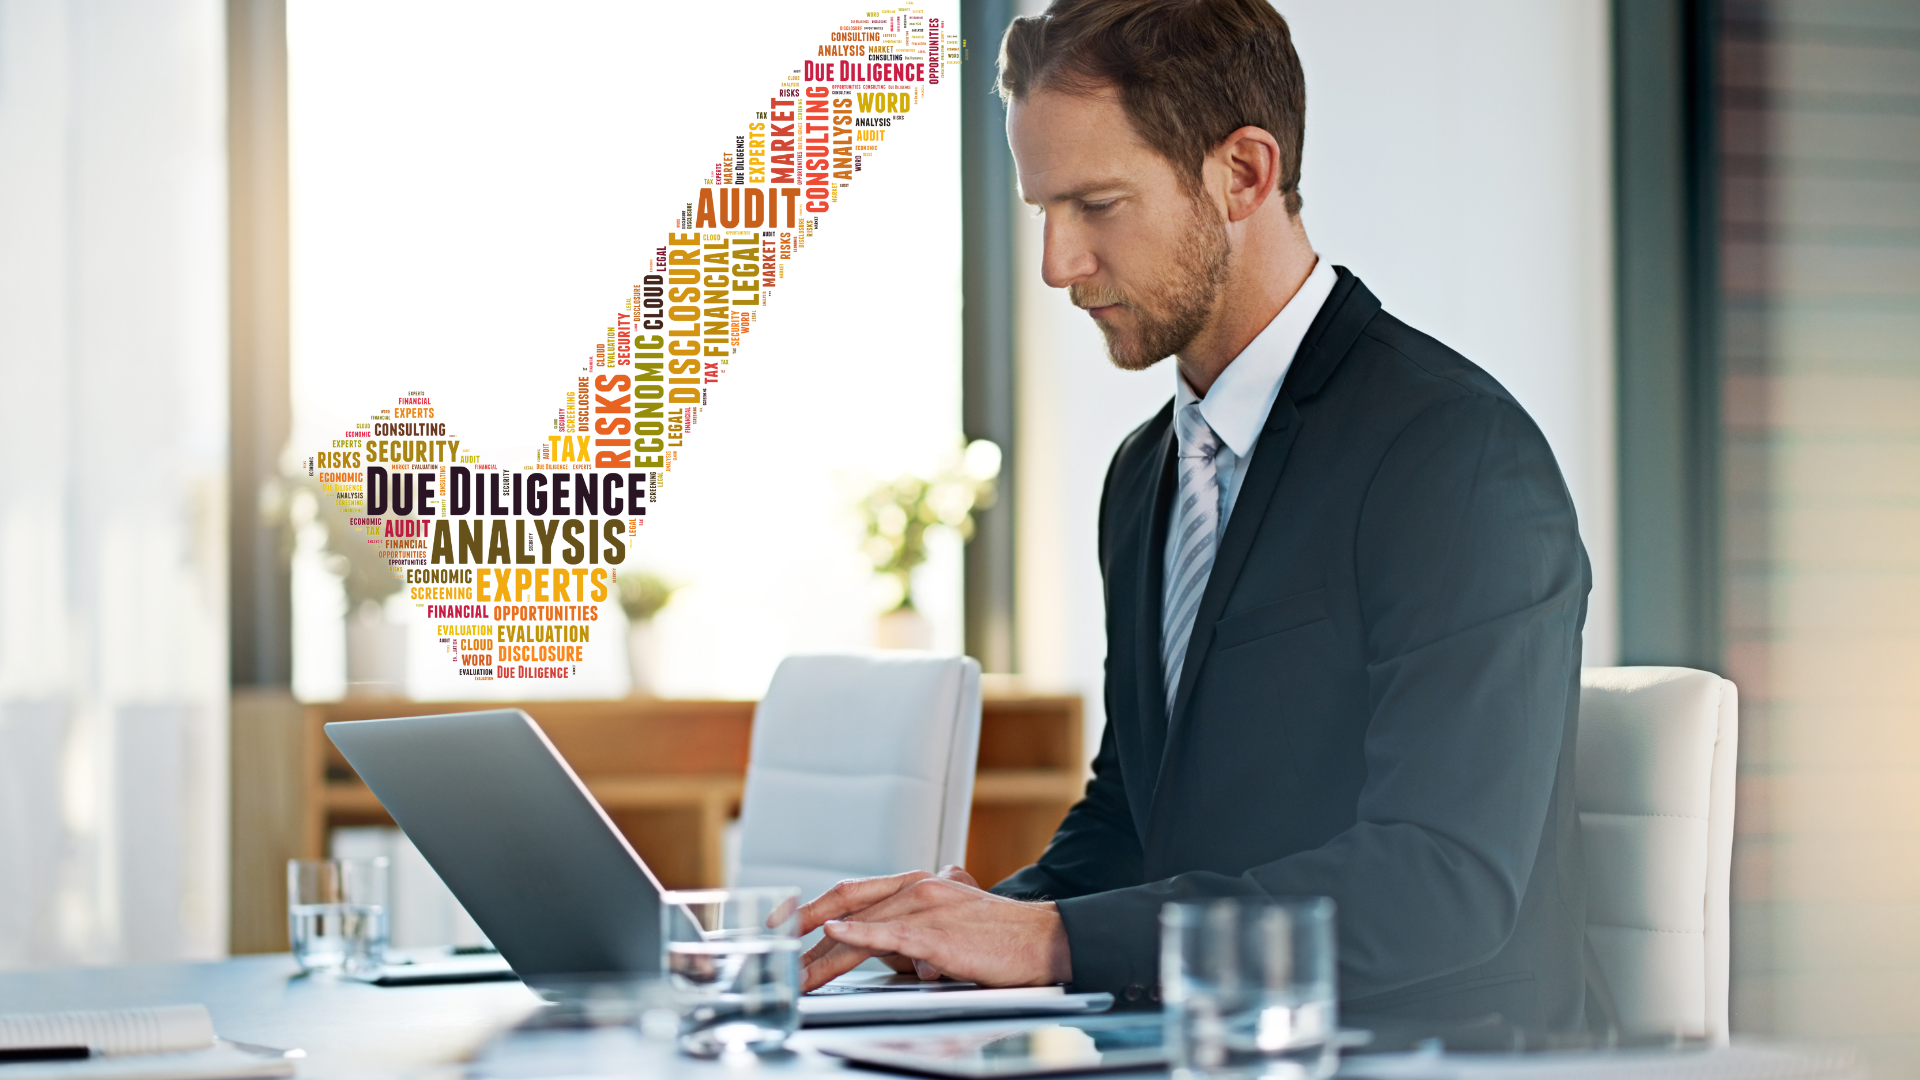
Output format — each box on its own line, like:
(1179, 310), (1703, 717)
(293, 475), (408, 697)
(617, 570), (677, 696)
(859, 439), (1001, 649)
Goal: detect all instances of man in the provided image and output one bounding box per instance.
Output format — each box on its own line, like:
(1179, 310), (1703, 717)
(799, 0), (1589, 1034)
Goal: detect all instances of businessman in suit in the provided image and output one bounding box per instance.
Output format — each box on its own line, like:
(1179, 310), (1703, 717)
(797, 0), (1589, 1033)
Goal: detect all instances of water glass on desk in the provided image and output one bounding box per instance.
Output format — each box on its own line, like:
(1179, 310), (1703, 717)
(288, 857), (389, 975)
(1162, 896), (1338, 1080)
(662, 886), (802, 1058)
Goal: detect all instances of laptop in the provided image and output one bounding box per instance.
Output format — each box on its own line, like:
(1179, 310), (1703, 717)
(325, 709), (1111, 1024)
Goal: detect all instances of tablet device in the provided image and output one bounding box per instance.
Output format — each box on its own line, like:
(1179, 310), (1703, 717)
(816, 1015), (1167, 1077)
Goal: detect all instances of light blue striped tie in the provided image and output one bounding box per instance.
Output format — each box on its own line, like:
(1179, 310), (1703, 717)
(1162, 402), (1223, 714)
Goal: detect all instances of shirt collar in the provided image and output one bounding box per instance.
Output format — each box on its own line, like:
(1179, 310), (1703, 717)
(1174, 257), (1337, 458)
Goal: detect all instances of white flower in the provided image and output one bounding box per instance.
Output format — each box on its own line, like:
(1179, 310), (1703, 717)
(876, 503), (909, 538)
(862, 535), (898, 566)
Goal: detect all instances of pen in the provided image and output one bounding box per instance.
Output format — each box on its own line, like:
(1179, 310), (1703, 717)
(0, 1046), (91, 1063)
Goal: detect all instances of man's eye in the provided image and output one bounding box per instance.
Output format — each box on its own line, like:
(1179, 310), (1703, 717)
(1082, 201), (1114, 214)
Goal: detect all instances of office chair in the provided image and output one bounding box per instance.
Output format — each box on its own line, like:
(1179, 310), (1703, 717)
(733, 653), (983, 906)
(1577, 667), (1739, 1044)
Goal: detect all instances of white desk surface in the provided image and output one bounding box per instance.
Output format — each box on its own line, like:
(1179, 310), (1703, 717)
(0, 955), (1068, 1080)
(0, 954), (541, 1078)
(0, 957), (1859, 1080)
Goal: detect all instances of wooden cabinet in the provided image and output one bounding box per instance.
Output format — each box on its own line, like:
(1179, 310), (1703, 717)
(287, 690), (1083, 918)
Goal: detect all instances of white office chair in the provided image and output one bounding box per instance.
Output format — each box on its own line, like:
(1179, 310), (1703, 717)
(1577, 666), (1738, 1044)
(733, 653), (983, 906)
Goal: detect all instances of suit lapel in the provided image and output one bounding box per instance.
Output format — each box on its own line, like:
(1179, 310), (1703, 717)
(1133, 424), (1177, 785)
(1148, 268), (1382, 823)
(1102, 404), (1176, 839)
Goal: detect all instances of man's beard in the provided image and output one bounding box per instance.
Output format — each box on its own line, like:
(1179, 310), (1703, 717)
(1070, 198), (1231, 371)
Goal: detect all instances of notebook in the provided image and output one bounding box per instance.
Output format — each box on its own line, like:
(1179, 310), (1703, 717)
(0, 1006), (294, 1080)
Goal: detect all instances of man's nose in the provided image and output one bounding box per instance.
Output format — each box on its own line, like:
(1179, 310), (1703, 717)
(1039, 216), (1096, 290)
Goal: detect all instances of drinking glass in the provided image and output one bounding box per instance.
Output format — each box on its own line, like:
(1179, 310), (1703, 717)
(287, 857), (389, 974)
(1161, 896), (1337, 1079)
(661, 886), (802, 1057)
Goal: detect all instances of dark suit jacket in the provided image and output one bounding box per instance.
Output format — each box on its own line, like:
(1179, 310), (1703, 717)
(994, 268), (1588, 1034)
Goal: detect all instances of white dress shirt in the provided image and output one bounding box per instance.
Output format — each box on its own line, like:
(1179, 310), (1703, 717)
(1166, 256), (1337, 554)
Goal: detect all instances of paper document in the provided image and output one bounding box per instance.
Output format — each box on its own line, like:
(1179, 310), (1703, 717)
(0, 1044), (292, 1080)
(0, 1004), (291, 1080)
(0, 1005), (213, 1056)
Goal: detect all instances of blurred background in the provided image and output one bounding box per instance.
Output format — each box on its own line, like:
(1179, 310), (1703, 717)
(0, 0), (1915, 1072)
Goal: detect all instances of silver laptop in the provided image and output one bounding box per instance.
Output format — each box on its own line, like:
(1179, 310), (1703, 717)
(327, 709), (665, 981)
(326, 710), (1112, 1023)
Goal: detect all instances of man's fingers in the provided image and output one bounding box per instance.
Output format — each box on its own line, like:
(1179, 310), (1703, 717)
(798, 930), (894, 972)
(801, 932), (892, 970)
(817, 874), (971, 929)
(800, 874), (975, 977)
(801, 880), (948, 961)
(801, 874), (986, 989)
(800, 935), (838, 969)
(800, 939), (880, 993)
(822, 918), (925, 962)
(767, 893), (800, 929)
(812, 888), (1067, 989)
(796, 872), (931, 935)
(938, 865), (981, 890)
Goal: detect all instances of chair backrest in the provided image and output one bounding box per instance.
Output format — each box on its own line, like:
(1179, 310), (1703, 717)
(734, 653), (982, 904)
(1577, 667), (1738, 1044)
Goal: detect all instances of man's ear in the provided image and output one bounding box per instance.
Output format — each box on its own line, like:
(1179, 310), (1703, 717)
(1217, 125), (1282, 223)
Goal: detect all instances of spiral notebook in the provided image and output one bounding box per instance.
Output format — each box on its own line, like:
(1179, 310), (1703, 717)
(0, 1005), (294, 1080)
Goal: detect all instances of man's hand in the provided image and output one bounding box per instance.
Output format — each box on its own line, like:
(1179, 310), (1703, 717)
(798, 867), (974, 983)
(796, 867), (1072, 992)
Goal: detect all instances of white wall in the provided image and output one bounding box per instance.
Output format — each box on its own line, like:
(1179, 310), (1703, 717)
(0, 0), (230, 966)
(1016, 0), (1617, 759)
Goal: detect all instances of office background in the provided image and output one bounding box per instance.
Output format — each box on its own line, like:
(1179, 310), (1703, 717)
(0, 0), (1915, 1073)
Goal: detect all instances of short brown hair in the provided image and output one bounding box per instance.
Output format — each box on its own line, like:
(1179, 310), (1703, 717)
(998, 0), (1306, 215)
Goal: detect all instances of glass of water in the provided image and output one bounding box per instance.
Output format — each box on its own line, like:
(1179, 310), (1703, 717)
(1162, 896), (1338, 1080)
(288, 857), (389, 975)
(661, 886), (802, 1057)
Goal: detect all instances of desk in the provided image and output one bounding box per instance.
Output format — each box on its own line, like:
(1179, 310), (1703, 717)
(0, 957), (1045, 1080)
(0, 959), (1858, 1080)
(0, 956), (539, 1079)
